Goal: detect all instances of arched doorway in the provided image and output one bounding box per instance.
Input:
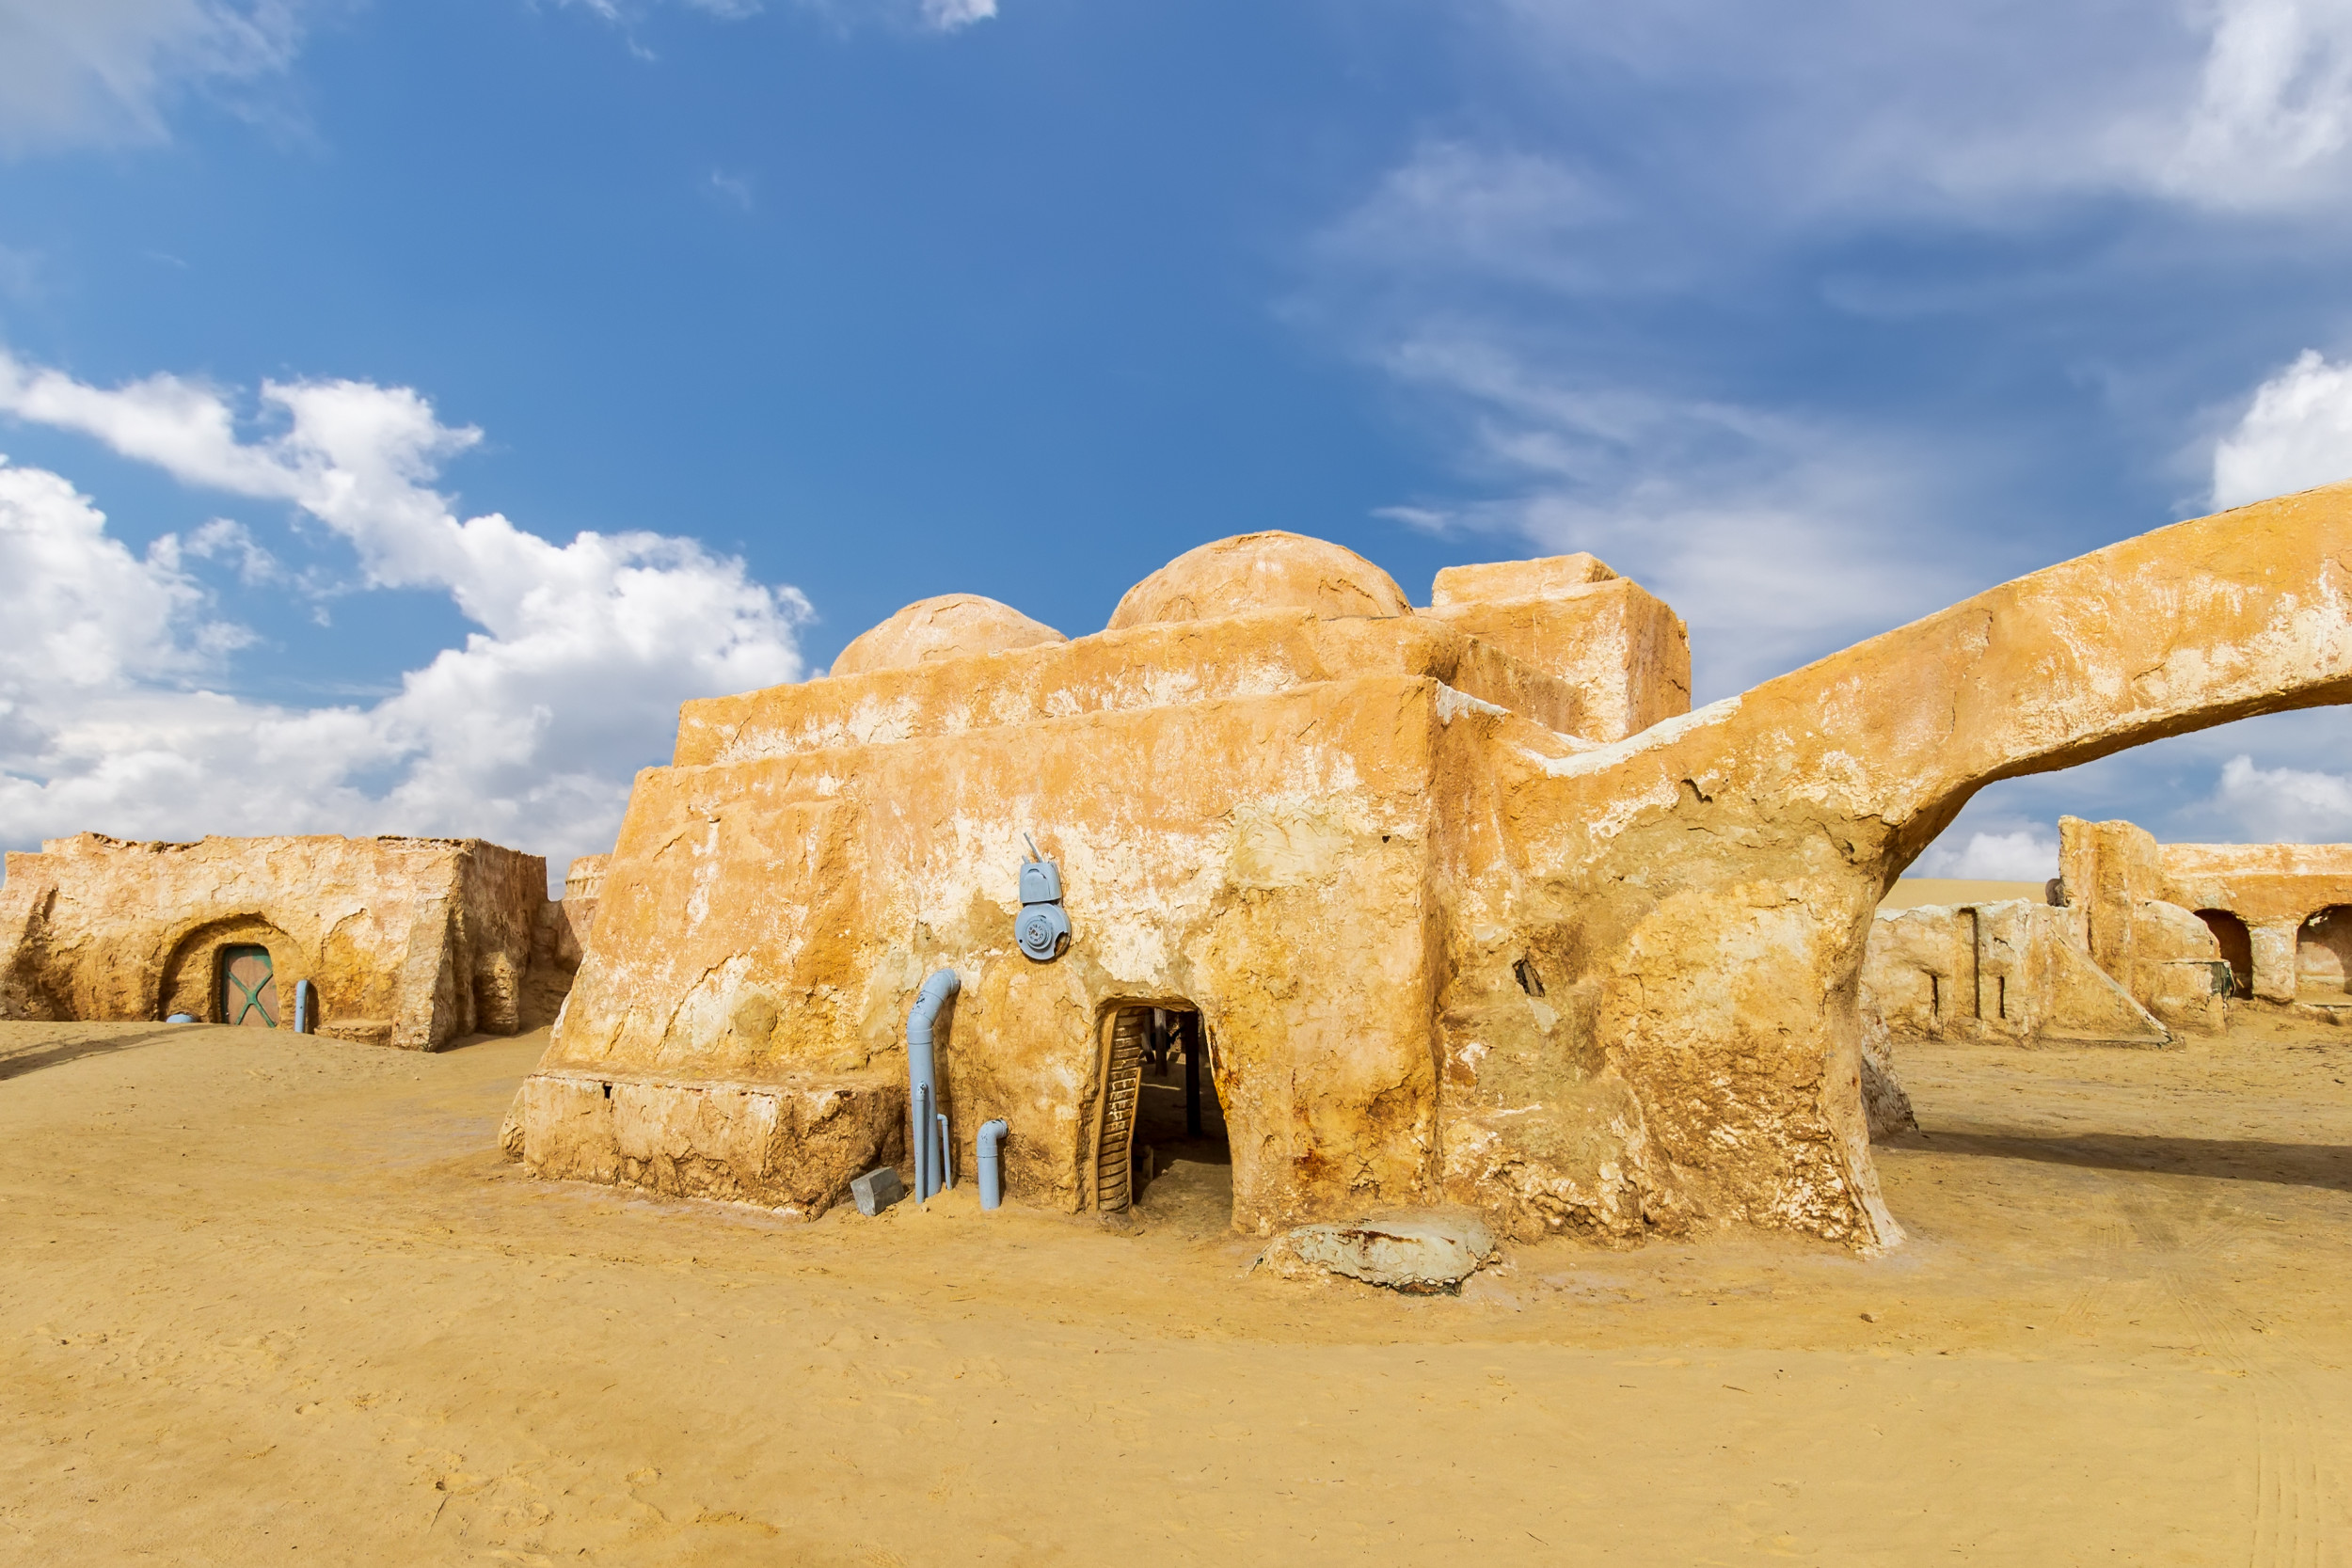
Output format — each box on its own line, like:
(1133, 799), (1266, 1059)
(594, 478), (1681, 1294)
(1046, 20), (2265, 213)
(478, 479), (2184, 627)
(159, 915), (306, 1026)
(2296, 906), (2352, 1000)
(2194, 910), (2253, 997)
(1089, 1003), (1229, 1223)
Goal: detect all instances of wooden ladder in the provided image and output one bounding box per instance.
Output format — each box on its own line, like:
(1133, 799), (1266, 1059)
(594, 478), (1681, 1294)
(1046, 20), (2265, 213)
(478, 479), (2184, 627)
(1092, 1007), (1149, 1211)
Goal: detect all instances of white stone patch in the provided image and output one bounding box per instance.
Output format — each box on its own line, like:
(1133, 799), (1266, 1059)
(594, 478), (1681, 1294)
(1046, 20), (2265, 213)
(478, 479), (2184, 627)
(1525, 694), (1743, 780)
(1434, 683), (1508, 725)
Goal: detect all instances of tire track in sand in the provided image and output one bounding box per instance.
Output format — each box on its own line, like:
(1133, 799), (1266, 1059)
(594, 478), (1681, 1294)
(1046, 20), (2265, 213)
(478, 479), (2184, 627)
(2122, 1193), (2328, 1568)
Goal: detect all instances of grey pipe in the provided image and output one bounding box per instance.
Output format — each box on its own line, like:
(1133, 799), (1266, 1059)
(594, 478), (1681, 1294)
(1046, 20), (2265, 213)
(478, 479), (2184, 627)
(294, 979), (317, 1036)
(905, 968), (960, 1202)
(977, 1119), (1009, 1210)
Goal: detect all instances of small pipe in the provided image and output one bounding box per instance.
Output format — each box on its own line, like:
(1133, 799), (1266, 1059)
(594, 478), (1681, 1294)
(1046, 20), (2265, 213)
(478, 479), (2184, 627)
(938, 1110), (954, 1189)
(293, 979), (317, 1036)
(908, 1085), (927, 1212)
(977, 1119), (1009, 1210)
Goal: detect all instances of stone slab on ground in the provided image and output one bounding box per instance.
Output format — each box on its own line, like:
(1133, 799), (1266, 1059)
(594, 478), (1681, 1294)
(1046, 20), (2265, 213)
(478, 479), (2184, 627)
(1256, 1209), (1498, 1292)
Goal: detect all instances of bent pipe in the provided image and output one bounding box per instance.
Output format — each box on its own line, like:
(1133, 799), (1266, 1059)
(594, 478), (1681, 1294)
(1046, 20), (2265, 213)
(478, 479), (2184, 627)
(977, 1118), (1009, 1211)
(1482, 481), (2352, 1250)
(906, 968), (960, 1202)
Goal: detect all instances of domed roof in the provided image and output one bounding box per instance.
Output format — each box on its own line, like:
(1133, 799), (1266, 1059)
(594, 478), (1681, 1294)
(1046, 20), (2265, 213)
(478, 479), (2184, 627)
(830, 594), (1068, 678)
(1106, 532), (1411, 631)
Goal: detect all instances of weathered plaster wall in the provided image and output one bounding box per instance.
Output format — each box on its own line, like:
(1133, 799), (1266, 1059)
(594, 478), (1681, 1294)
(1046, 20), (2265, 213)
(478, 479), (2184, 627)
(1860, 900), (2173, 1047)
(0, 833), (576, 1051)
(2061, 817), (2352, 1006)
(523, 485), (2352, 1248)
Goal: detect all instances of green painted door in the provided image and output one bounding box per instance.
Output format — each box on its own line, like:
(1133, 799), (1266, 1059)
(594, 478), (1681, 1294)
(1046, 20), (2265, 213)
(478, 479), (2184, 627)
(222, 945), (278, 1028)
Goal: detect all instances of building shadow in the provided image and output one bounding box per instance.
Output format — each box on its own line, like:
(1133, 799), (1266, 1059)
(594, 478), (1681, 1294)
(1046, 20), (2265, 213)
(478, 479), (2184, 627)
(0, 1028), (188, 1084)
(1892, 1128), (2352, 1195)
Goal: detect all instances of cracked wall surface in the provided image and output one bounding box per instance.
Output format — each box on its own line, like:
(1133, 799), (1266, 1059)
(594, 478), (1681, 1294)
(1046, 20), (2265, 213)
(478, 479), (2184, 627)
(0, 833), (588, 1052)
(521, 493), (2352, 1243)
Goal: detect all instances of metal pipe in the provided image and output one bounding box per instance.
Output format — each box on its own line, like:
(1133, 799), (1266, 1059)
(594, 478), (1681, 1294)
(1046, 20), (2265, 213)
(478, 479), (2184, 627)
(938, 1110), (954, 1189)
(977, 1119), (1009, 1210)
(914, 1085), (933, 1201)
(294, 979), (317, 1036)
(905, 968), (960, 1201)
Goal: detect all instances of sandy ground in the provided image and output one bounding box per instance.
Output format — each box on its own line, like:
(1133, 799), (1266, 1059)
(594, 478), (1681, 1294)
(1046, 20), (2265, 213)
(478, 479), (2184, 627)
(2, 1016), (2349, 1565)
(1879, 878), (2049, 910)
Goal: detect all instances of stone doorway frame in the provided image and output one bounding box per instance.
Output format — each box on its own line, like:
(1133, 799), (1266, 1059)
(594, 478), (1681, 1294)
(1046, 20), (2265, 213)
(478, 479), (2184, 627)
(1086, 1000), (1219, 1214)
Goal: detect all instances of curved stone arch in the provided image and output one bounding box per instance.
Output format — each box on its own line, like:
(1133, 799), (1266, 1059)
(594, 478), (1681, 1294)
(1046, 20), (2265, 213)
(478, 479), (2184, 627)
(2296, 905), (2352, 1001)
(158, 913), (314, 1024)
(1471, 480), (2352, 1249)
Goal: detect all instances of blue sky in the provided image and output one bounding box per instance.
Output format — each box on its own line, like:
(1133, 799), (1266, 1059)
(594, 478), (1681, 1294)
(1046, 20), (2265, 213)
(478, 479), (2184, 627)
(4, 0), (2352, 881)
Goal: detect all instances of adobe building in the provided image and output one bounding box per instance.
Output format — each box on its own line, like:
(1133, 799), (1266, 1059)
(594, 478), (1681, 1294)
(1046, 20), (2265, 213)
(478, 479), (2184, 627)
(516, 482), (2352, 1251)
(0, 833), (597, 1051)
(2060, 816), (2352, 1008)
(1861, 816), (2352, 1055)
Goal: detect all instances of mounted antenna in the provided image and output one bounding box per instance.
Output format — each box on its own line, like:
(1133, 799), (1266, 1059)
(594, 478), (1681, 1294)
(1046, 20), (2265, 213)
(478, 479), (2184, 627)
(1024, 832), (1042, 863)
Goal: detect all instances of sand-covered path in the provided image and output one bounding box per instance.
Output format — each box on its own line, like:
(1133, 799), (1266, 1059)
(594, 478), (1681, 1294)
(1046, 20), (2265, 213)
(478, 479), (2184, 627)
(2, 1015), (2348, 1564)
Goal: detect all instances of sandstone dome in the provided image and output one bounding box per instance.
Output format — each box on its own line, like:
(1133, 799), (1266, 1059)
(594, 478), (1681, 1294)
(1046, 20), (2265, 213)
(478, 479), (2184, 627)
(1105, 532), (1412, 631)
(830, 594), (1068, 678)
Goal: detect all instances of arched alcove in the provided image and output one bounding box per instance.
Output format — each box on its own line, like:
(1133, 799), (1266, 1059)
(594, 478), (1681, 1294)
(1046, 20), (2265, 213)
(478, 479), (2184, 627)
(159, 914), (310, 1026)
(2194, 909), (2254, 997)
(2296, 906), (2352, 1001)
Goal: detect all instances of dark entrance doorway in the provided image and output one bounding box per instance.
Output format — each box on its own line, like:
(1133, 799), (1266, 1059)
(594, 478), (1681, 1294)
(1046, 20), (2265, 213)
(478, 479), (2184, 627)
(2194, 909), (2253, 997)
(1091, 1004), (1229, 1224)
(221, 944), (279, 1027)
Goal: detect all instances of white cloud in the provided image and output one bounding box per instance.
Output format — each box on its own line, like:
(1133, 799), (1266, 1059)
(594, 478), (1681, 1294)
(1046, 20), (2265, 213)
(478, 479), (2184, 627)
(918, 0), (994, 29)
(1360, 327), (1973, 698)
(565, 0), (989, 37)
(1474, 1), (2352, 221)
(2168, 0), (2352, 206)
(0, 0), (301, 153)
(2211, 349), (2352, 507)
(183, 516), (278, 583)
(0, 352), (808, 879)
(2208, 752), (2352, 839)
(1911, 828), (2061, 881)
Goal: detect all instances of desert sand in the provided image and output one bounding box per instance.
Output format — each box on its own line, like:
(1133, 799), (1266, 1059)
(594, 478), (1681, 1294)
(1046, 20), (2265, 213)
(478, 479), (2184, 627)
(1879, 878), (2049, 910)
(2, 1015), (2347, 1564)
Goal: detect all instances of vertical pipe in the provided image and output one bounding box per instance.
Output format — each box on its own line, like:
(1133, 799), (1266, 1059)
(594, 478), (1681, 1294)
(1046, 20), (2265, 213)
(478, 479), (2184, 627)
(905, 969), (960, 1203)
(938, 1111), (954, 1189)
(914, 1084), (933, 1201)
(977, 1119), (1009, 1210)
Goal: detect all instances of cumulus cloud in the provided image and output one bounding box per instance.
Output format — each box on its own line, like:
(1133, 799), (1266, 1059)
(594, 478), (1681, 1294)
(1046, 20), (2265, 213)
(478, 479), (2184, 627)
(2168, 0), (2352, 206)
(2212, 349), (2352, 507)
(0, 352), (808, 879)
(1910, 828), (2061, 881)
(2208, 752), (2352, 839)
(0, 0), (301, 153)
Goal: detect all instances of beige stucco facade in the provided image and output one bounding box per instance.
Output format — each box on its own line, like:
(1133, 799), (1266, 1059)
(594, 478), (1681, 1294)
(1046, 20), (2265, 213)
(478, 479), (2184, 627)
(517, 483), (2352, 1250)
(0, 833), (594, 1052)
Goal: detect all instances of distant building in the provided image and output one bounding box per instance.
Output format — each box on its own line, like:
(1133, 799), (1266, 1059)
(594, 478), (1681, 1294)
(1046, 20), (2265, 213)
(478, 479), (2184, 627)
(0, 833), (600, 1051)
(1862, 816), (2352, 1051)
